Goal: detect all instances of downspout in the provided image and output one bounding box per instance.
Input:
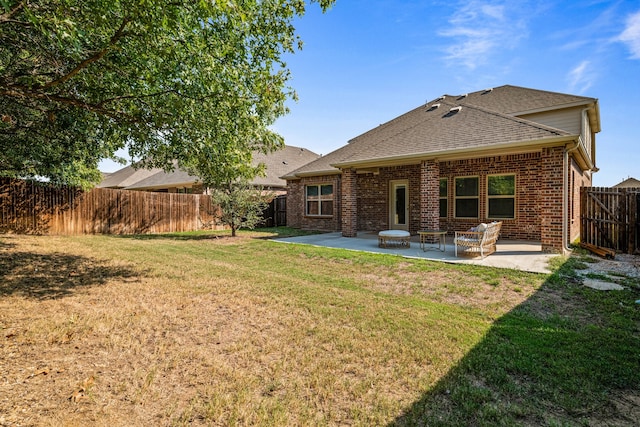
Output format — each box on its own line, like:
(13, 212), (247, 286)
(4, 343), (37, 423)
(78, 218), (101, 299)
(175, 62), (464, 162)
(563, 107), (591, 253)
(563, 140), (580, 253)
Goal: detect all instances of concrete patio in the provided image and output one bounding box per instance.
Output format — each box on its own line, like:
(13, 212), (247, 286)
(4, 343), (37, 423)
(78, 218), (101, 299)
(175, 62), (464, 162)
(274, 232), (559, 274)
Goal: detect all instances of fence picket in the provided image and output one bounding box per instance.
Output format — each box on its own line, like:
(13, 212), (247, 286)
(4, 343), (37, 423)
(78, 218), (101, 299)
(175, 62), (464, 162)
(0, 178), (222, 235)
(581, 186), (640, 254)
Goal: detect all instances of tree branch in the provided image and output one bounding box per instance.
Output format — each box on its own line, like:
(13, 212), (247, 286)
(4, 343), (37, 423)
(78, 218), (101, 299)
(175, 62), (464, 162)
(1, 88), (137, 122)
(42, 17), (130, 90)
(96, 89), (179, 107)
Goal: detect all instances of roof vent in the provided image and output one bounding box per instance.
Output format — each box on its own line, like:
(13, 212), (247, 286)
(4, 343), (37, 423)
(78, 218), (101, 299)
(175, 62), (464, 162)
(458, 93), (468, 100)
(434, 95), (445, 102)
(482, 88), (493, 94)
(426, 103), (440, 111)
(449, 106), (462, 113)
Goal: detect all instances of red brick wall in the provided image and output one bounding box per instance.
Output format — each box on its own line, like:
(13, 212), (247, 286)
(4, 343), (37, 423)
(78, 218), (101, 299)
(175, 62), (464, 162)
(421, 160), (440, 231)
(342, 169), (357, 237)
(439, 153), (542, 241)
(287, 150), (581, 252)
(540, 147), (564, 252)
(355, 165), (422, 233)
(286, 175), (342, 232)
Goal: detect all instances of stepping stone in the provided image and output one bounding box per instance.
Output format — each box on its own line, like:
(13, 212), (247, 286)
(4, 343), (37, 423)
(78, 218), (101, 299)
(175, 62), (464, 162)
(583, 279), (625, 291)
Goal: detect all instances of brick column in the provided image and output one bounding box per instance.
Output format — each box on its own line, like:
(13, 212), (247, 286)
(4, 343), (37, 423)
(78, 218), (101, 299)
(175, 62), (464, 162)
(540, 147), (564, 252)
(341, 168), (357, 237)
(420, 160), (440, 240)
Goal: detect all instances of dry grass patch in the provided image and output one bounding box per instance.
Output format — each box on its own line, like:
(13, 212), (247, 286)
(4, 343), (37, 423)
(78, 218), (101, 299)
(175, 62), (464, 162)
(6, 232), (625, 426)
(0, 233), (507, 425)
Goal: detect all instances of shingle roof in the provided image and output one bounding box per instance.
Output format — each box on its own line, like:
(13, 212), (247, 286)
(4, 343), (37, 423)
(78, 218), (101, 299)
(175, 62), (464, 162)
(613, 177), (640, 188)
(99, 145), (320, 189)
(97, 164), (161, 188)
(252, 145), (321, 187)
(285, 85), (593, 178)
(125, 161), (198, 190)
(451, 85), (596, 115)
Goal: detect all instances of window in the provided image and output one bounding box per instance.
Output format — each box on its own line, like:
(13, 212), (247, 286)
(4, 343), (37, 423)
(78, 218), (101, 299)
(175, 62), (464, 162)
(306, 184), (333, 216)
(455, 176), (478, 218)
(487, 174), (515, 219)
(439, 178), (448, 218)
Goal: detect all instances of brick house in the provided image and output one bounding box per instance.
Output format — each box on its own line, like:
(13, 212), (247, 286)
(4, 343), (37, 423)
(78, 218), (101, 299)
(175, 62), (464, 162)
(283, 85), (601, 252)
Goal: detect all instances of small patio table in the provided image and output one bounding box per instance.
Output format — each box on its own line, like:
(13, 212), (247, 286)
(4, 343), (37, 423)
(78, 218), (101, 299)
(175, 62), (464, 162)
(378, 230), (411, 248)
(418, 230), (447, 252)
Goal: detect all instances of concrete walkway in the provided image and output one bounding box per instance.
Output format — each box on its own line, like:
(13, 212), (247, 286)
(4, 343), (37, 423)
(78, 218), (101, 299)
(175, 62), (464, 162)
(273, 232), (558, 274)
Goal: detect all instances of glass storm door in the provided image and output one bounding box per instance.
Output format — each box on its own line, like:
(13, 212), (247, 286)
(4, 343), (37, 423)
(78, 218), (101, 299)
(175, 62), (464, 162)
(390, 180), (409, 230)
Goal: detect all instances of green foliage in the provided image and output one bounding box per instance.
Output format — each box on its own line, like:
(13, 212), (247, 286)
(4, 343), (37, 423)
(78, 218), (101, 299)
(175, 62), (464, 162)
(0, 0), (334, 187)
(210, 180), (273, 237)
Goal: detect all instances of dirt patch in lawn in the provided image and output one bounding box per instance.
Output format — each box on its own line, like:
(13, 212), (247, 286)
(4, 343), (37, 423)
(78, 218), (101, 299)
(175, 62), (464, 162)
(357, 262), (541, 317)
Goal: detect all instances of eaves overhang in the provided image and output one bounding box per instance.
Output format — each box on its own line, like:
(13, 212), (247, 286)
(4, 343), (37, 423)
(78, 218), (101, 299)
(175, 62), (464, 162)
(282, 169), (342, 180)
(512, 99), (595, 117)
(572, 137), (597, 172)
(331, 135), (579, 170)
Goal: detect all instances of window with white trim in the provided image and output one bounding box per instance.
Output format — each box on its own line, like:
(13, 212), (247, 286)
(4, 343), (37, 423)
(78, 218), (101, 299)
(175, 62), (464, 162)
(487, 174), (515, 219)
(439, 178), (448, 218)
(306, 184), (333, 216)
(454, 176), (478, 218)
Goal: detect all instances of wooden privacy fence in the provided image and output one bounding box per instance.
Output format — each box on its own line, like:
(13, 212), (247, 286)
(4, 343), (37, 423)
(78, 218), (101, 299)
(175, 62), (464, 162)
(581, 186), (639, 254)
(261, 195), (287, 227)
(0, 178), (222, 235)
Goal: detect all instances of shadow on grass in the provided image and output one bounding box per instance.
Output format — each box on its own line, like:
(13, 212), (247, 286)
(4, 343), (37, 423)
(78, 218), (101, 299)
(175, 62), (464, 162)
(391, 257), (640, 426)
(0, 250), (139, 300)
(113, 231), (230, 241)
(109, 227), (324, 241)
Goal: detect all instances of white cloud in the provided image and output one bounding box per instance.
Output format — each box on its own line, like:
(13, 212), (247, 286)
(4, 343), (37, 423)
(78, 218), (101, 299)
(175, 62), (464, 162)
(567, 60), (595, 94)
(618, 10), (640, 59)
(439, 1), (528, 69)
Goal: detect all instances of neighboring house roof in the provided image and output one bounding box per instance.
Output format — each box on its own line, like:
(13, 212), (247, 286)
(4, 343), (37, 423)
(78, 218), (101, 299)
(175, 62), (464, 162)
(125, 161), (197, 190)
(284, 85), (597, 178)
(99, 145), (320, 190)
(251, 145), (321, 187)
(613, 177), (640, 188)
(97, 164), (161, 188)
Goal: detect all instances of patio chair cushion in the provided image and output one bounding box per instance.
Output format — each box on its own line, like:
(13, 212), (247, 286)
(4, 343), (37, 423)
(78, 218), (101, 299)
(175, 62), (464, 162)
(454, 221), (502, 258)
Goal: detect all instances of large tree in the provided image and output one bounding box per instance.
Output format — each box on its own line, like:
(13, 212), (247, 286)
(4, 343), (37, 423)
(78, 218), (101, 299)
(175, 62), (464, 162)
(0, 0), (333, 187)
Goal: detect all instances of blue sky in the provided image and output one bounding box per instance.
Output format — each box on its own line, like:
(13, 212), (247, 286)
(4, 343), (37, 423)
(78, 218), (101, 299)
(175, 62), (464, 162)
(100, 0), (640, 187)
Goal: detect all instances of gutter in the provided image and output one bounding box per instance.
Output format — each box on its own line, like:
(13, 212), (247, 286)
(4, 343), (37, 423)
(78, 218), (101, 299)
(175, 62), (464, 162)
(331, 135), (575, 170)
(563, 106), (595, 253)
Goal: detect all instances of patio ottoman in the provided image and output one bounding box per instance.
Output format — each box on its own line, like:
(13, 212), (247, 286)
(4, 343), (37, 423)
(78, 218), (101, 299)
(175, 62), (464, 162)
(378, 230), (410, 248)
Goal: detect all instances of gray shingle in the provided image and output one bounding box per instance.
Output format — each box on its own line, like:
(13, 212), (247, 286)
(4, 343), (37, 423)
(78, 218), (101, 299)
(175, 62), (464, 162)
(285, 85), (591, 178)
(100, 146), (320, 190)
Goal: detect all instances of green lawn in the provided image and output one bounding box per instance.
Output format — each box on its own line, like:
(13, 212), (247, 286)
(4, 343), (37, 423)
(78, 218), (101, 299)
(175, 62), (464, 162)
(1, 229), (638, 426)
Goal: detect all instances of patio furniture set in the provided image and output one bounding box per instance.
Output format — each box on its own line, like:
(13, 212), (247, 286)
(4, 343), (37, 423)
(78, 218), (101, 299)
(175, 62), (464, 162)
(377, 221), (503, 259)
